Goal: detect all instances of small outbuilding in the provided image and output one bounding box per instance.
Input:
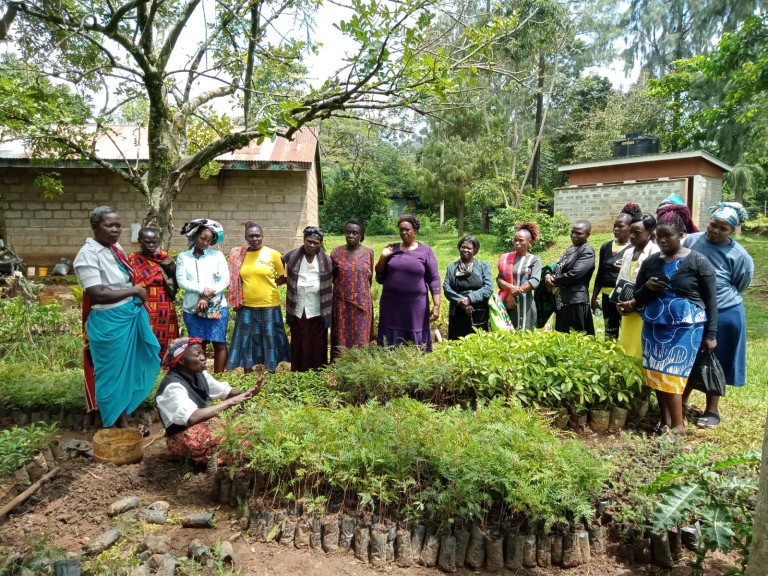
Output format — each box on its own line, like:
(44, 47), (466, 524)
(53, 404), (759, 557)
(554, 150), (732, 232)
(0, 125), (321, 266)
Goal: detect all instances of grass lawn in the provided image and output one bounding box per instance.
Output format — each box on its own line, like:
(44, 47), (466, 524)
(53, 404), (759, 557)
(324, 231), (768, 455)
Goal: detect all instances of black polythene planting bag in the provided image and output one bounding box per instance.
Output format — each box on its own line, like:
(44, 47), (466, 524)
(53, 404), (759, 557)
(688, 350), (727, 397)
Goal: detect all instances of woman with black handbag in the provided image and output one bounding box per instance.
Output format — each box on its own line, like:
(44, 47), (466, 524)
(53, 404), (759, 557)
(682, 202), (754, 428)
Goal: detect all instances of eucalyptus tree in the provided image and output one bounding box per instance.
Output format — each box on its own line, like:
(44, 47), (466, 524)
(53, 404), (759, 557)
(0, 0), (537, 247)
(619, 0), (758, 78)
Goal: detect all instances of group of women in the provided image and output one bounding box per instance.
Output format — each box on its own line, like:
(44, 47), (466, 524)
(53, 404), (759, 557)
(75, 200), (753, 446)
(173, 218), (373, 375)
(596, 199), (754, 435)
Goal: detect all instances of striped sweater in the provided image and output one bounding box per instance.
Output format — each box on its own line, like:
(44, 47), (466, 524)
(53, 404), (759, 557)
(283, 247), (333, 328)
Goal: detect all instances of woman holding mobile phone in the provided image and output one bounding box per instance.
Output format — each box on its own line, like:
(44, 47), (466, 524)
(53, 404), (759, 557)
(617, 205), (717, 435)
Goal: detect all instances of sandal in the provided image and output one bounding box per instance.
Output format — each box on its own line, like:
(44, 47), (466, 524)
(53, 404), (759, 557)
(695, 412), (720, 429)
(654, 424), (670, 436)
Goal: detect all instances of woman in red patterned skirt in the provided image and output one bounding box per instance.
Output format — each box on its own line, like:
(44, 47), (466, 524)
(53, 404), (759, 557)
(330, 220), (375, 359)
(156, 337), (264, 462)
(129, 227), (179, 357)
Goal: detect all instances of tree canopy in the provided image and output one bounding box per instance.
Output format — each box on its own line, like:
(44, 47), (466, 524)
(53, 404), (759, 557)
(0, 0), (545, 245)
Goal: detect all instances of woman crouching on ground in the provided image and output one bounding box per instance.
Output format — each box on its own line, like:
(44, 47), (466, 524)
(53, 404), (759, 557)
(156, 337), (264, 462)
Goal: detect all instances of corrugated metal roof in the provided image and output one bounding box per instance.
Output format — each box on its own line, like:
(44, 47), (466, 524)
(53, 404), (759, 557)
(559, 150), (732, 173)
(0, 124), (318, 169)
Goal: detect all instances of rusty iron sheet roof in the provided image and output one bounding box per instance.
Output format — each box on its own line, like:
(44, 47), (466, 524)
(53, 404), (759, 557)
(0, 125), (319, 169)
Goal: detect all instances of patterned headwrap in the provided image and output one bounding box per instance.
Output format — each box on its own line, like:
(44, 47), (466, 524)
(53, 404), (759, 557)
(658, 204), (697, 234)
(303, 226), (324, 242)
(708, 201), (748, 229)
(657, 193), (686, 210)
(180, 218), (225, 248)
(162, 337), (203, 369)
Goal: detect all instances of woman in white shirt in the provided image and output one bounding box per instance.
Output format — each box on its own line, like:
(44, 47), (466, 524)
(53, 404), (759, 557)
(282, 227), (333, 371)
(615, 212), (659, 359)
(73, 206), (160, 428)
(176, 219), (230, 373)
(156, 337), (263, 462)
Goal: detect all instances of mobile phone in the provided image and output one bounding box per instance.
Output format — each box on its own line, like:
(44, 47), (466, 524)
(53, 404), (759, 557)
(657, 274), (670, 288)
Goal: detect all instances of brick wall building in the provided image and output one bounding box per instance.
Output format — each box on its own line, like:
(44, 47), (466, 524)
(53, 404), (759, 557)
(0, 126), (321, 266)
(554, 151), (730, 232)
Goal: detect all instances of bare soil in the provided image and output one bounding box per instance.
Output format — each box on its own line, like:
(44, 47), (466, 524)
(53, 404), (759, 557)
(0, 423), (738, 576)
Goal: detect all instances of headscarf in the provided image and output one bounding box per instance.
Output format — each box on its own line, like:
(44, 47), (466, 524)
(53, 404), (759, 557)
(180, 218), (225, 248)
(657, 194), (685, 210)
(162, 337), (203, 369)
(303, 226), (324, 242)
(707, 201), (748, 229)
(657, 204), (698, 233)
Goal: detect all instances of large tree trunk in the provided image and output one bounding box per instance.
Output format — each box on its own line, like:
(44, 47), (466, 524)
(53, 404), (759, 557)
(145, 183), (179, 250)
(145, 88), (183, 249)
(457, 198), (465, 237)
(745, 409), (768, 575)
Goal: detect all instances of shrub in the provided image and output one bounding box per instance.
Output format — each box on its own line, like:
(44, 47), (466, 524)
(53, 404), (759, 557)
(438, 330), (644, 412)
(491, 197), (571, 253)
(0, 298), (82, 369)
(222, 397), (608, 527)
(330, 344), (454, 404)
(364, 212), (398, 235)
(0, 422), (59, 478)
(0, 361), (158, 412)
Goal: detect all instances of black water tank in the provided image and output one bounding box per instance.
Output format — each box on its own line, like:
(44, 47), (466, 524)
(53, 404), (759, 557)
(613, 133), (660, 157)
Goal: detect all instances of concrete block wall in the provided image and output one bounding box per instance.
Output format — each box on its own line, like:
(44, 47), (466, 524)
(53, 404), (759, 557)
(692, 175), (722, 231)
(1, 166), (317, 266)
(554, 180), (687, 232)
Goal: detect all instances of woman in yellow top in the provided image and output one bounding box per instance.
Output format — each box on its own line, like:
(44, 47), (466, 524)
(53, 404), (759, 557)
(226, 222), (291, 372)
(616, 212), (659, 358)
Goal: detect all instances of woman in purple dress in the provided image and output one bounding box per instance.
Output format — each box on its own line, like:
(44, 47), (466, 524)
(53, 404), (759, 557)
(375, 215), (441, 351)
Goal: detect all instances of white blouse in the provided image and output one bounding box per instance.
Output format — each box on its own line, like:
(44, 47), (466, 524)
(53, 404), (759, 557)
(156, 371), (232, 427)
(73, 238), (133, 310)
(295, 256), (321, 318)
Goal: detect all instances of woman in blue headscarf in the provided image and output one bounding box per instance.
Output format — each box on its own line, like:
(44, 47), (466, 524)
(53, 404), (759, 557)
(176, 218), (230, 374)
(682, 202), (754, 428)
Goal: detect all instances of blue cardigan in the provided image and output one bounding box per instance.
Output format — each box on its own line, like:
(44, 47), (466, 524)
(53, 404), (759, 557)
(443, 260), (494, 317)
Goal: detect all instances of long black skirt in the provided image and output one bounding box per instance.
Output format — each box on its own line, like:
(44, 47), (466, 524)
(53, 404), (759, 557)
(554, 303), (595, 336)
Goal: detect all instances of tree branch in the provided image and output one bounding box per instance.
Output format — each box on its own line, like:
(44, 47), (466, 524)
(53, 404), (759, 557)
(158, 0), (202, 69)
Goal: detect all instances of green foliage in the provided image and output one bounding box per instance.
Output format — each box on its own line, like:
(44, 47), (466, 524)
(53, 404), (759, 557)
(571, 77), (669, 162)
(222, 397), (607, 527)
(226, 368), (344, 408)
(0, 298), (82, 369)
(0, 422), (59, 478)
(437, 330), (644, 411)
(0, 362), (88, 410)
(647, 447), (760, 572)
(319, 168), (391, 234)
(33, 172), (65, 199)
(331, 344), (454, 404)
(491, 197), (571, 253)
(598, 433), (686, 528)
